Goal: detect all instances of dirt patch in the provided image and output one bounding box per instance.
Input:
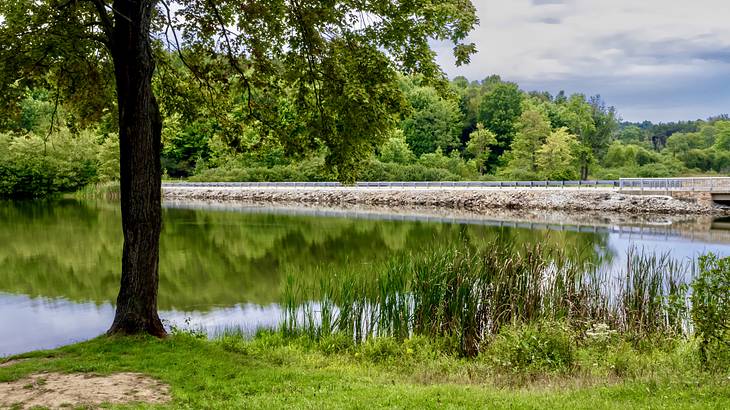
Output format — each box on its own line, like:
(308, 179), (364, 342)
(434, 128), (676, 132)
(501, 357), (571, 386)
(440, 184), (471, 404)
(0, 359), (29, 368)
(0, 372), (170, 409)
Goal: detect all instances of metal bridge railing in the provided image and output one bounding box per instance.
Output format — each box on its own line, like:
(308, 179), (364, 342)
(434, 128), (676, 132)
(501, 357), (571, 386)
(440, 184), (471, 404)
(618, 177), (730, 192)
(162, 180), (620, 189)
(161, 177), (730, 192)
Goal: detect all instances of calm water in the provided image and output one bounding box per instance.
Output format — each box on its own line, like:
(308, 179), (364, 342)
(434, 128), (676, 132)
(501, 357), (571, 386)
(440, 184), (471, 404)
(2, 199), (730, 357)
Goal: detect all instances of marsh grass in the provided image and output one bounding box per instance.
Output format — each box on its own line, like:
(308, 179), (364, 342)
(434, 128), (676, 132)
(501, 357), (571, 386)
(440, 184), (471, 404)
(71, 181), (120, 200)
(283, 241), (693, 357)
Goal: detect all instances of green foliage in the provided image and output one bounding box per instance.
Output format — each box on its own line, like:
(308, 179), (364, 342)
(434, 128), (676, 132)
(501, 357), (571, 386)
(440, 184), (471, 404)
(401, 78), (464, 157)
(190, 156), (333, 182)
(500, 103), (552, 179)
(378, 130), (415, 164)
(466, 123), (497, 174)
(485, 321), (575, 373)
(617, 125), (649, 146)
(160, 114), (213, 178)
(559, 94), (596, 142)
(16, 89), (57, 134)
(1, 0), (479, 184)
(3, 74), (729, 185)
(712, 121), (730, 152)
(361, 337), (403, 363)
(0, 131), (98, 198)
(691, 253), (730, 368)
(359, 159), (463, 181)
(536, 128), (580, 180)
(587, 95), (618, 158)
(96, 134), (120, 182)
(191, 154), (481, 183)
(478, 81), (524, 149)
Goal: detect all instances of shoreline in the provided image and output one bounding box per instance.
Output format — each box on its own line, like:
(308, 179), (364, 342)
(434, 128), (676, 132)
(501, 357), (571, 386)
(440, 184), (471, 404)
(164, 199), (730, 244)
(162, 185), (728, 215)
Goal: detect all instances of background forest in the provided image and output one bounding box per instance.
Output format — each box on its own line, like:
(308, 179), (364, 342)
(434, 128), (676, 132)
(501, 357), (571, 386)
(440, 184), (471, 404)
(2, 58), (729, 198)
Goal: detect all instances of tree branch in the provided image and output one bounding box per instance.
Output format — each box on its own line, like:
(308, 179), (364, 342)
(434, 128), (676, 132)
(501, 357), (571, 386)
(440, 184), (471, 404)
(203, 0), (282, 136)
(87, 0), (114, 40)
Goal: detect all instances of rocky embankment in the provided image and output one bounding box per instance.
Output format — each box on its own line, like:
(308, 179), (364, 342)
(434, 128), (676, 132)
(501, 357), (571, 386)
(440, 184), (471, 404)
(162, 186), (726, 215)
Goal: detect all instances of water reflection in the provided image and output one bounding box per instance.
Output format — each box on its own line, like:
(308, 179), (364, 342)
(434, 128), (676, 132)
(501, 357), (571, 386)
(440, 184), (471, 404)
(0, 293), (113, 357)
(0, 292), (282, 357)
(1, 199), (730, 356)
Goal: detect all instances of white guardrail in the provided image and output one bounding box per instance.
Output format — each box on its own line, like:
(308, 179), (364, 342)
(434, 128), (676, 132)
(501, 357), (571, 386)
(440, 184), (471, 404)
(618, 177), (730, 192)
(161, 177), (730, 192)
(162, 180), (619, 188)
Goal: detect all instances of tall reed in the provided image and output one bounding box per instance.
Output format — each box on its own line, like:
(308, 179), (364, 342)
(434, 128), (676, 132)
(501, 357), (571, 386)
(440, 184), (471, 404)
(282, 241), (693, 356)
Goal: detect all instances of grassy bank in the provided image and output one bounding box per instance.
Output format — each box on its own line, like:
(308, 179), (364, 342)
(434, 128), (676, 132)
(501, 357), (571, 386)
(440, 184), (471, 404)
(2, 241), (728, 408)
(1, 331), (729, 409)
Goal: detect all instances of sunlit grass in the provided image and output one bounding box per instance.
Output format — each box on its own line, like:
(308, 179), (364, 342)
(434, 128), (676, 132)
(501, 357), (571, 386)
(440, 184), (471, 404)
(1, 332), (728, 409)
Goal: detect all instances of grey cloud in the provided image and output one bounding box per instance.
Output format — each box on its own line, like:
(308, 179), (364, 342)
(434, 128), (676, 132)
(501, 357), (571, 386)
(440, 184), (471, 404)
(435, 0), (730, 121)
(519, 69), (730, 122)
(694, 49), (730, 63)
(536, 17), (562, 24)
(598, 33), (730, 65)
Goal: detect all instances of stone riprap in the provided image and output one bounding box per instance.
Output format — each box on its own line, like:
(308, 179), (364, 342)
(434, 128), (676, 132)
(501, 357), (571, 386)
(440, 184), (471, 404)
(162, 186), (726, 215)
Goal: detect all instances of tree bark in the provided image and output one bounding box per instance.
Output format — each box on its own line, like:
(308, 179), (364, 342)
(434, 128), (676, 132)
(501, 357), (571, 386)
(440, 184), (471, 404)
(107, 0), (166, 337)
(581, 163), (588, 181)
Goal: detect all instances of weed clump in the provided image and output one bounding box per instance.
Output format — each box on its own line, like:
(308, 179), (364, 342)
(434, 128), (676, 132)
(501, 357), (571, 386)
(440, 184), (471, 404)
(483, 321), (575, 373)
(691, 253), (730, 369)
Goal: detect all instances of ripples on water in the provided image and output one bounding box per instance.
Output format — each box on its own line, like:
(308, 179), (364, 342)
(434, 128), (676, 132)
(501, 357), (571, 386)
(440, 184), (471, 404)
(1, 199), (729, 356)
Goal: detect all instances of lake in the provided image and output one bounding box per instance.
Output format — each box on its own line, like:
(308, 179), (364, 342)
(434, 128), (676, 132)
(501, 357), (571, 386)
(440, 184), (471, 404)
(2, 199), (730, 357)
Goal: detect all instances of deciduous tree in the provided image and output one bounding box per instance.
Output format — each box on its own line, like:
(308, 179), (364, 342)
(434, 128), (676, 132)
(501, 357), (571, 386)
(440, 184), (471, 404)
(536, 127), (580, 181)
(465, 122), (496, 174)
(0, 0), (477, 335)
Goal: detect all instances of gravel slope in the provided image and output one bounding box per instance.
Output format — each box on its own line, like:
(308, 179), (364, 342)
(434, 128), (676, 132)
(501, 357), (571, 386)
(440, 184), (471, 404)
(162, 186), (725, 215)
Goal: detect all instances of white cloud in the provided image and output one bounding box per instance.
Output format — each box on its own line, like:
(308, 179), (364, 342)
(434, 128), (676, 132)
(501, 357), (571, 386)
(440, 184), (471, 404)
(436, 0), (730, 121)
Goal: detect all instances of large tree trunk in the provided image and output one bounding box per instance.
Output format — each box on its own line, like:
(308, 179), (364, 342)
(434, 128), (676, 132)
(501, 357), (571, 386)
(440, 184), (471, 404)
(107, 0), (166, 337)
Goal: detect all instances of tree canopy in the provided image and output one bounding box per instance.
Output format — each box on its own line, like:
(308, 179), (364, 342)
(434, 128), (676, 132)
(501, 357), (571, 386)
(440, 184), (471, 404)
(0, 0), (478, 181)
(0, 0), (479, 335)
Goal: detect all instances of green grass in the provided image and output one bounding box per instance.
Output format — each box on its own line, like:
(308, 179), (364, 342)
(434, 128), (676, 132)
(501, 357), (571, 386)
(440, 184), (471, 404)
(1, 332), (728, 409)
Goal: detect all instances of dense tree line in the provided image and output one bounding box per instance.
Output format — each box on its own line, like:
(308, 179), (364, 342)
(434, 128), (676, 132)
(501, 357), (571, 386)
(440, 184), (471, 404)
(1, 70), (729, 197)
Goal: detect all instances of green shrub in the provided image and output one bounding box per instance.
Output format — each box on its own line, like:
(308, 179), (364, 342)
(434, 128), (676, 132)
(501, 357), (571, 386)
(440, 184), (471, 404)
(318, 332), (355, 355)
(607, 343), (640, 378)
(357, 159), (462, 181)
(0, 131), (98, 198)
(190, 156), (335, 182)
(96, 134), (120, 182)
(484, 321), (575, 373)
(361, 337), (402, 362)
(691, 253), (730, 368)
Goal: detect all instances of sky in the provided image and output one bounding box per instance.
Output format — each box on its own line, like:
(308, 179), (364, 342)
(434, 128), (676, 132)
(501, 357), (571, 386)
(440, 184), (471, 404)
(433, 0), (730, 123)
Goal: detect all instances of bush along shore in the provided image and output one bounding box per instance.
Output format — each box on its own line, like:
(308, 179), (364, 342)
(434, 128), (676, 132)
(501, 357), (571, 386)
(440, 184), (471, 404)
(2, 244), (729, 409)
(162, 185), (724, 215)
